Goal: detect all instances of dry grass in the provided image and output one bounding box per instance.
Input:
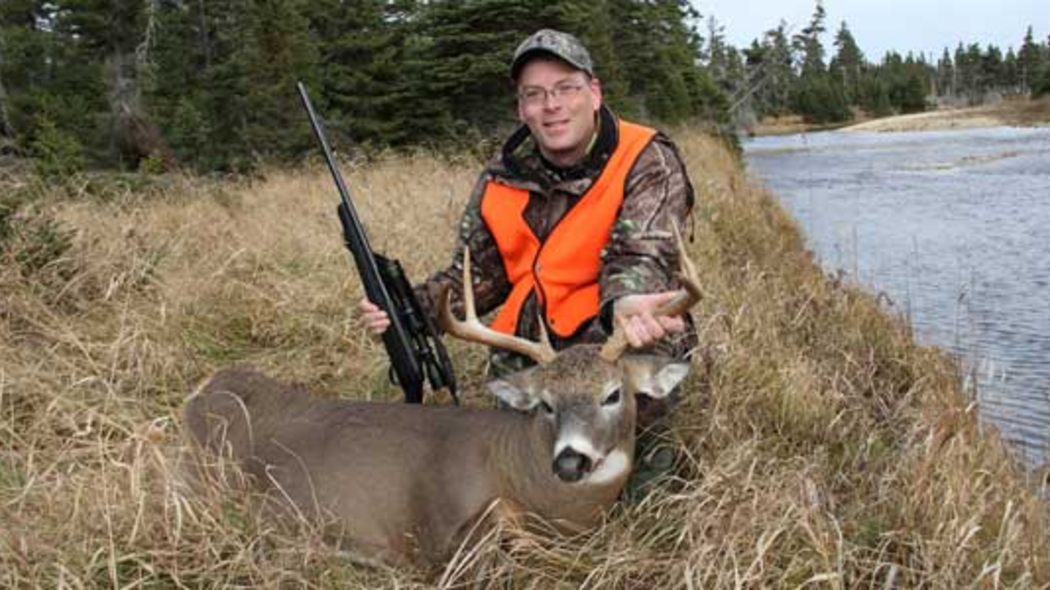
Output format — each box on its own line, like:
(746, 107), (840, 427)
(843, 96), (1050, 133)
(2, 133), (1048, 588)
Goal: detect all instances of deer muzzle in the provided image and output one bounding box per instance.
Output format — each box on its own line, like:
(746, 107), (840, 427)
(553, 447), (594, 483)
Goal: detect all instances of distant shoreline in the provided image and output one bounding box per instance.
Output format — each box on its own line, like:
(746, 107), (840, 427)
(749, 97), (1050, 136)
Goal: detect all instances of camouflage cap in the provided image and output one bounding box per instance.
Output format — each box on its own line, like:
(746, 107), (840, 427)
(510, 29), (595, 80)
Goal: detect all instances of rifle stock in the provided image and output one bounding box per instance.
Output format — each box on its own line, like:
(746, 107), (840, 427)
(298, 82), (456, 404)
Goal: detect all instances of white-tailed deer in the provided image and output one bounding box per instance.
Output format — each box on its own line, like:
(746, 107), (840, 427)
(183, 234), (700, 567)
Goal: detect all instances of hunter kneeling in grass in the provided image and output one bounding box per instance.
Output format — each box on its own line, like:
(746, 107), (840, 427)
(360, 28), (700, 497)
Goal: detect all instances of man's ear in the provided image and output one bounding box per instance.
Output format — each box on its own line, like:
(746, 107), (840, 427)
(487, 374), (540, 411)
(589, 76), (603, 111)
(621, 355), (691, 399)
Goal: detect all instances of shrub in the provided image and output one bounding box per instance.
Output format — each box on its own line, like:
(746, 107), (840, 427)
(30, 118), (86, 181)
(1033, 67), (1050, 98)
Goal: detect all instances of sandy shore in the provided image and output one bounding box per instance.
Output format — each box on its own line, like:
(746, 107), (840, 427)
(842, 106), (1007, 132)
(841, 98), (1050, 133)
(749, 98), (1050, 136)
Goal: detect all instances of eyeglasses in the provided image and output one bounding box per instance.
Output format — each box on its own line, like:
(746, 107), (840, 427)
(517, 81), (587, 107)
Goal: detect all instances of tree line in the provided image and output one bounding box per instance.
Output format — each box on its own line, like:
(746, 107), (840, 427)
(1, 0), (1048, 176)
(0, 0), (725, 175)
(708, 2), (1050, 125)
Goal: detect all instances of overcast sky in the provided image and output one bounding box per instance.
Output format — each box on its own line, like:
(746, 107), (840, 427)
(693, 0), (1049, 61)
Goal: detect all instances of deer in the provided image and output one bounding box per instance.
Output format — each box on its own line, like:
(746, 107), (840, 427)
(182, 233), (701, 568)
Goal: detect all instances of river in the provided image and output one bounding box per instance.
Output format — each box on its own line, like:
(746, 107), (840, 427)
(743, 126), (1050, 466)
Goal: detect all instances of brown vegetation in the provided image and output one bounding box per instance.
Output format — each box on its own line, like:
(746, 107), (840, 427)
(1, 133), (1048, 587)
(843, 96), (1050, 133)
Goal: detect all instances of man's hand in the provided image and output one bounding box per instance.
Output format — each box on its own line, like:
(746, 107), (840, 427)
(358, 298), (391, 336)
(614, 292), (687, 349)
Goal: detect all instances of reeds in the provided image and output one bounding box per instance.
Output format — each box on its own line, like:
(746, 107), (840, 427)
(1, 134), (1046, 588)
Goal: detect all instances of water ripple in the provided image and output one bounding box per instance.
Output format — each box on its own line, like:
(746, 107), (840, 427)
(745, 126), (1050, 467)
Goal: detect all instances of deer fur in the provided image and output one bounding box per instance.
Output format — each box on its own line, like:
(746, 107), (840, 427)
(183, 350), (688, 567)
(184, 226), (698, 567)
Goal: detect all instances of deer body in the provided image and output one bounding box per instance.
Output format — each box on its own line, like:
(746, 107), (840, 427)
(185, 348), (671, 565)
(184, 234), (699, 567)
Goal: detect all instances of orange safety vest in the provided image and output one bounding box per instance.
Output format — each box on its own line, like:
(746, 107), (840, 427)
(480, 120), (657, 338)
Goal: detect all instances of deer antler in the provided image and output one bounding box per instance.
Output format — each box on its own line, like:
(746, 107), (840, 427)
(599, 222), (702, 362)
(437, 247), (558, 365)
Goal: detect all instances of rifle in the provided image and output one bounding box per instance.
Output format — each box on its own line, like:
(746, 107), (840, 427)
(297, 82), (457, 405)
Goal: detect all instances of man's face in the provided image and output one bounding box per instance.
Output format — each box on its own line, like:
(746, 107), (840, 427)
(516, 57), (602, 168)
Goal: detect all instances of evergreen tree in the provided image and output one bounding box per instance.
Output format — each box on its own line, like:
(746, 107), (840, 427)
(704, 15), (729, 85)
(236, 0), (319, 162)
(788, 2), (849, 123)
(753, 23), (795, 116)
(1018, 26), (1042, 93)
(1, 0), (732, 172)
(1002, 48), (1019, 92)
(936, 48), (955, 97)
(792, 0), (827, 76)
(1034, 67), (1050, 97)
(549, 0), (630, 115)
(609, 0), (722, 124)
(981, 44), (1004, 94)
(952, 42), (985, 103)
(880, 51), (929, 113)
(143, 0), (211, 168)
(856, 71), (893, 116)
(0, 1), (107, 168)
(51, 0), (171, 167)
(829, 21), (864, 104)
(308, 0), (423, 149)
(413, 0), (553, 140)
(146, 0), (318, 171)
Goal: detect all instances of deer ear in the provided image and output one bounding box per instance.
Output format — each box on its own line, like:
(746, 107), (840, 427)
(621, 356), (691, 399)
(651, 361), (691, 398)
(487, 378), (540, 411)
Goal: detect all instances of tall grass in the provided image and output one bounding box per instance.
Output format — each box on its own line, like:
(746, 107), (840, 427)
(1, 134), (1047, 588)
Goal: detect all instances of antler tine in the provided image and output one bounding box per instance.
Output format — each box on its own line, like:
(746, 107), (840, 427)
(600, 221), (702, 362)
(437, 247), (557, 365)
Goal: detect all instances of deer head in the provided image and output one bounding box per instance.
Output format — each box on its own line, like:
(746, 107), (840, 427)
(437, 226), (700, 484)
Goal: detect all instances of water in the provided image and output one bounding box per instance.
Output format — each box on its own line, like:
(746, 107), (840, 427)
(743, 126), (1050, 466)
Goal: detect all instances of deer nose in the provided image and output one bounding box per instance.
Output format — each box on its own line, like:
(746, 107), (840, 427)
(553, 448), (593, 483)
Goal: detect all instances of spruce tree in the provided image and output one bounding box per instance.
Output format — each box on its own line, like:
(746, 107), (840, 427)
(760, 23), (796, 116)
(235, 0), (318, 162)
(789, 2), (850, 123)
(549, 0), (629, 112)
(415, 0), (554, 140)
(1018, 26), (1042, 93)
(1002, 48), (1019, 92)
(0, 3), (93, 164)
(936, 48), (955, 98)
(981, 44), (1004, 95)
(306, 0), (413, 149)
(52, 0), (176, 168)
(829, 21), (864, 104)
(793, 0), (827, 77)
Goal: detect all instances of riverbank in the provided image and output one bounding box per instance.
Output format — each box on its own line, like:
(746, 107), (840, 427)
(2, 134), (1048, 587)
(749, 97), (1050, 136)
(843, 97), (1050, 133)
(747, 115), (847, 137)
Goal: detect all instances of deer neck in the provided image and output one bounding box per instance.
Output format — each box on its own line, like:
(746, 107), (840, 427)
(489, 414), (634, 528)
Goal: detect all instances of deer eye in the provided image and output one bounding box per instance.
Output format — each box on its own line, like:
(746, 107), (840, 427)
(601, 388), (622, 407)
(539, 400), (555, 415)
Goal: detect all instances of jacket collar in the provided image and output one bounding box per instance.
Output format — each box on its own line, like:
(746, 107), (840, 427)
(496, 105), (619, 190)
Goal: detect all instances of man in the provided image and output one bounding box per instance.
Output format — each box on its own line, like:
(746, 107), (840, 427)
(360, 29), (697, 437)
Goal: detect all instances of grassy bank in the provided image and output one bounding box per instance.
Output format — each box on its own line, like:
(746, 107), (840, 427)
(842, 96), (1050, 133)
(2, 133), (1048, 588)
(750, 96), (1050, 136)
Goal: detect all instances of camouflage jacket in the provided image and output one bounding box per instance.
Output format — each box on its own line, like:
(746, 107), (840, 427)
(414, 105), (699, 376)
